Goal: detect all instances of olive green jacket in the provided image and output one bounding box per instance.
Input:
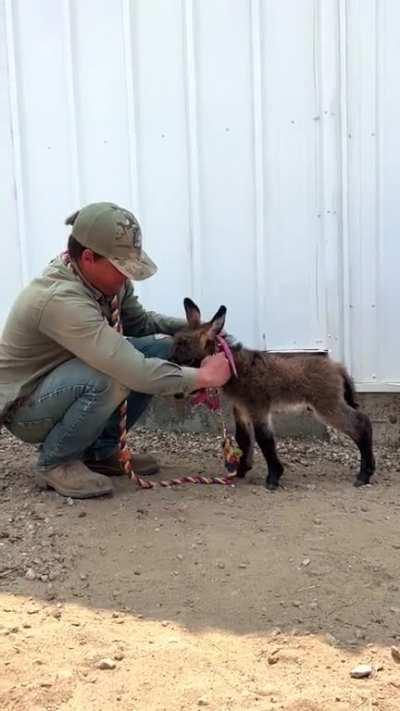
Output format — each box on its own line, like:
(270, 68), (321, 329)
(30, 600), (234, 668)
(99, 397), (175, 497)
(0, 257), (197, 419)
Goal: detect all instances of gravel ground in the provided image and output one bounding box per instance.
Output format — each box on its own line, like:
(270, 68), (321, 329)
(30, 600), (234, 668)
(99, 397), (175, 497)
(1, 425), (400, 710)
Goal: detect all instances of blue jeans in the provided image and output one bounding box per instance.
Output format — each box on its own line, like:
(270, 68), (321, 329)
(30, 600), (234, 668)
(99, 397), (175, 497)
(6, 336), (172, 468)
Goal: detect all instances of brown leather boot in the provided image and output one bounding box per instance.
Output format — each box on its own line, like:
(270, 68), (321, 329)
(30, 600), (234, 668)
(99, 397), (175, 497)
(36, 461), (113, 499)
(84, 451), (159, 477)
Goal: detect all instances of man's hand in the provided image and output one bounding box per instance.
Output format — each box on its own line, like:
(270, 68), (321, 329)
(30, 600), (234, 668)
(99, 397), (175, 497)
(196, 353), (231, 390)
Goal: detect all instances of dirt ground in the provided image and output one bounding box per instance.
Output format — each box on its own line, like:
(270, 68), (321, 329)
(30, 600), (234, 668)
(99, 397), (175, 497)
(1, 424), (400, 711)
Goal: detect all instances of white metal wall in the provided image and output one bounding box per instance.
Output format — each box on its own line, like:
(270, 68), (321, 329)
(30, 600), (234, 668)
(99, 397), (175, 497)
(1, 0), (399, 391)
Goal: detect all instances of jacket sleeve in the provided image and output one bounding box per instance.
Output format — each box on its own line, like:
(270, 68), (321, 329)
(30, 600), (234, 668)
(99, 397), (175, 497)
(38, 288), (198, 396)
(121, 282), (186, 336)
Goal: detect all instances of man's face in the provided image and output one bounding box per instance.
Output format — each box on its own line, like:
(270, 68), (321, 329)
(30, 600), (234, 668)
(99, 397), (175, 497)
(79, 249), (127, 296)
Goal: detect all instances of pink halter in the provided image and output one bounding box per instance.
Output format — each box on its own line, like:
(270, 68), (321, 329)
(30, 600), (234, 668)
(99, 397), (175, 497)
(216, 335), (238, 377)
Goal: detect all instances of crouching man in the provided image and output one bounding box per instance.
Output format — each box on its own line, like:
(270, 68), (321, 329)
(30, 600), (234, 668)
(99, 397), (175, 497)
(0, 203), (229, 498)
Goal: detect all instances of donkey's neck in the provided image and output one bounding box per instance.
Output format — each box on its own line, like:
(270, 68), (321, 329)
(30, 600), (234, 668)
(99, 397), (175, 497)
(221, 344), (257, 394)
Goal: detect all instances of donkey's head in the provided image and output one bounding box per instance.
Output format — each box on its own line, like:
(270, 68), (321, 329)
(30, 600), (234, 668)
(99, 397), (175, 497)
(170, 298), (227, 367)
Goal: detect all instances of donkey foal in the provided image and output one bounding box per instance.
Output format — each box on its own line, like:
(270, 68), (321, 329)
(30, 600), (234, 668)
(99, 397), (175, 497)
(171, 299), (376, 491)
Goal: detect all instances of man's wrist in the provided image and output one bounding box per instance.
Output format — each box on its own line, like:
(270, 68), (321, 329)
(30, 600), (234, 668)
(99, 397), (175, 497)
(196, 368), (209, 390)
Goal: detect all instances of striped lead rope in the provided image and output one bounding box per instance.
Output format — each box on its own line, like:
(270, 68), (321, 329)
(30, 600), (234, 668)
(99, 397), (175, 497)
(109, 294), (236, 489)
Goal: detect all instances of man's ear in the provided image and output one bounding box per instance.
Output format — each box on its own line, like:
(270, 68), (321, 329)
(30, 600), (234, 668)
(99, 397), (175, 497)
(183, 298), (201, 328)
(206, 305), (227, 338)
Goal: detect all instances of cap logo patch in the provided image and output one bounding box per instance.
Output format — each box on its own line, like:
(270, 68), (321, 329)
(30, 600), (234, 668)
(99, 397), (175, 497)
(114, 208), (142, 249)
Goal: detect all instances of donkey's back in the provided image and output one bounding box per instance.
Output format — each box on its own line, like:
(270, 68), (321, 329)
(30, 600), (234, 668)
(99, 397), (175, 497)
(225, 349), (356, 412)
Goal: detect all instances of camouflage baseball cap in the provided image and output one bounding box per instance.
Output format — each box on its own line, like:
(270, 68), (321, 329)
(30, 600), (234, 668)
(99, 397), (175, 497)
(65, 202), (157, 281)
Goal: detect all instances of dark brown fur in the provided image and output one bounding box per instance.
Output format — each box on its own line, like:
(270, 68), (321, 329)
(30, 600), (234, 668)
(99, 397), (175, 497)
(170, 299), (376, 490)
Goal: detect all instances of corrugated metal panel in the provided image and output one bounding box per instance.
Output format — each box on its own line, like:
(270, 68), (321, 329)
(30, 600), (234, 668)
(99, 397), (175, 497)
(344, 0), (400, 390)
(0, 0), (23, 318)
(1, 0), (399, 390)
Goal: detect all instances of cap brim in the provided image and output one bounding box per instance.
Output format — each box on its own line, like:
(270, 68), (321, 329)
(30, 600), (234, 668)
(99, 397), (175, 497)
(110, 250), (158, 281)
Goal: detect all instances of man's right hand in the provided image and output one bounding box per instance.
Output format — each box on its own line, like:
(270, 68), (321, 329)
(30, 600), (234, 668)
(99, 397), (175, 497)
(196, 352), (231, 390)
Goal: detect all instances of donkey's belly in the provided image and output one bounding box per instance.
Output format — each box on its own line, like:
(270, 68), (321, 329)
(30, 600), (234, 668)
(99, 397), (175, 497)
(270, 400), (310, 415)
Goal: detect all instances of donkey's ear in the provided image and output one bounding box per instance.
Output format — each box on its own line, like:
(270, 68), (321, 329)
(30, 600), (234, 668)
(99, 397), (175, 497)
(207, 305), (227, 338)
(183, 297), (201, 328)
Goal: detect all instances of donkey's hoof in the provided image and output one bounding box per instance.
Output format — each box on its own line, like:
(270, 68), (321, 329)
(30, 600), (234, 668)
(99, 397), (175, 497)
(265, 481), (279, 492)
(237, 465), (252, 479)
(354, 478), (369, 488)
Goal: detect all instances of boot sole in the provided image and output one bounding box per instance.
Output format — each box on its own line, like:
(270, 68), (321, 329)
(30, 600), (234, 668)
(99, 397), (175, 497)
(36, 475), (113, 499)
(84, 462), (159, 477)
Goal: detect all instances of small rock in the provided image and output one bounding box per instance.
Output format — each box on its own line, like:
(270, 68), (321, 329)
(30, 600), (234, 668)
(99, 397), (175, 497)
(198, 699), (209, 707)
(216, 561), (225, 570)
(78, 511), (87, 518)
(96, 658), (116, 670)
(302, 558), (311, 567)
(326, 633), (339, 646)
(239, 563), (247, 569)
(293, 601), (301, 608)
(268, 655), (279, 665)
(391, 646), (400, 663)
(176, 554), (184, 561)
(161, 620), (169, 627)
(114, 651), (125, 661)
(46, 586), (57, 601)
(25, 568), (36, 581)
(350, 664), (374, 679)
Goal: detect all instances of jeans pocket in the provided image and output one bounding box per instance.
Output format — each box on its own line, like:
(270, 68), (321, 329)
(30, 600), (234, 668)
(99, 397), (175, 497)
(7, 417), (55, 444)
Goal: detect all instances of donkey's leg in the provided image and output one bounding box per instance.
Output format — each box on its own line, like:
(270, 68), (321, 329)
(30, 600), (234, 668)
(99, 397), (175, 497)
(316, 402), (375, 486)
(253, 416), (284, 491)
(233, 405), (254, 478)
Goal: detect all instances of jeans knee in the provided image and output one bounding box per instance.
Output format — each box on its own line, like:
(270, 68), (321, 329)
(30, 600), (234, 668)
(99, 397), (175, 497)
(152, 335), (173, 360)
(89, 370), (129, 407)
(110, 380), (130, 406)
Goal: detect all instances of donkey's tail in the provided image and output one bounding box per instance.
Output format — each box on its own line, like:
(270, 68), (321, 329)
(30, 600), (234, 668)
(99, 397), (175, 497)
(340, 366), (359, 409)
